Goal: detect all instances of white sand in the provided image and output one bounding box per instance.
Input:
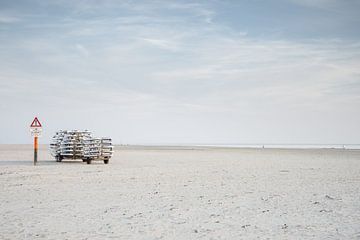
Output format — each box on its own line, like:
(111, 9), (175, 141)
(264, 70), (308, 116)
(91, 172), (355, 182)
(0, 144), (359, 239)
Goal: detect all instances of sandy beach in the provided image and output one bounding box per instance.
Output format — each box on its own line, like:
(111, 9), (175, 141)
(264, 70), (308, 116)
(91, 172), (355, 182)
(0, 144), (359, 239)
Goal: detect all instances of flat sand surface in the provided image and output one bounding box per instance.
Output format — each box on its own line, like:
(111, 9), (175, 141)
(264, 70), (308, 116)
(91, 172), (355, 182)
(0, 145), (360, 239)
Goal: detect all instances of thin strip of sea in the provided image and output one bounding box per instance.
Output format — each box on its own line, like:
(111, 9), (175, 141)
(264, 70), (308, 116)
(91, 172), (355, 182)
(196, 144), (360, 149)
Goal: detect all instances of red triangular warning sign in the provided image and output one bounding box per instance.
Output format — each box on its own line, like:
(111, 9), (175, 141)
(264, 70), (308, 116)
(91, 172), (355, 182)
(30, 117), (42, 127)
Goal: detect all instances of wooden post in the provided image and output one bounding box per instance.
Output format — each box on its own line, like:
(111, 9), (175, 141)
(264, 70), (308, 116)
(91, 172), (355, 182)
(34, 136), (38, 165)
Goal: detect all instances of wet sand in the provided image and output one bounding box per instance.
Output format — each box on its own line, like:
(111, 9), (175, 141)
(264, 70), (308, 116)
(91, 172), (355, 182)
(0, 144), (359, 239)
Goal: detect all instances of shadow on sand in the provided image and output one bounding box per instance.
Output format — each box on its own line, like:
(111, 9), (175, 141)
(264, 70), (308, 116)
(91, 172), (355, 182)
(0, 160), (86, 166)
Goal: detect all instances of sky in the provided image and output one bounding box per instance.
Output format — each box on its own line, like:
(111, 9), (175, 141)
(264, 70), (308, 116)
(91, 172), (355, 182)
(0, 0), (359, 144)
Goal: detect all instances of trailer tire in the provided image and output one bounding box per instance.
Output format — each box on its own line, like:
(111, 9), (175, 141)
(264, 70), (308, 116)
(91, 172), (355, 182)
(86, 159), (92, 164)
(104, 159), (109, 164)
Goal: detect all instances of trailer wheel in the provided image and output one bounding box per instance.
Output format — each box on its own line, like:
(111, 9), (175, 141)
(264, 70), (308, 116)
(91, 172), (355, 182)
(104, 159), (109, 164)
(86, 159), (92, 164)
(56, 156), (63, 162)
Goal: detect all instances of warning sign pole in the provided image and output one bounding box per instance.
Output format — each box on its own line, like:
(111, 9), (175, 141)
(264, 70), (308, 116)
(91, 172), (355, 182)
(34, 136), (38, 165)
(30, 117), (42, 166)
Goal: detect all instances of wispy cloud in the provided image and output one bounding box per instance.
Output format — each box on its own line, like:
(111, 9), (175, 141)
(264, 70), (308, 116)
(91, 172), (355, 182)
(287, 0), (339, 7)
(0, 0), (359, 143)
(140, 38), (179, 51)
(75, 44), (90, 57)
(0, 15), (20, 23)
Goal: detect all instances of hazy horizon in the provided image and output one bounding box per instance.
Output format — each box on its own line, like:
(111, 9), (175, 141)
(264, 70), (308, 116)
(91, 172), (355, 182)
(1, 0), (359, 144)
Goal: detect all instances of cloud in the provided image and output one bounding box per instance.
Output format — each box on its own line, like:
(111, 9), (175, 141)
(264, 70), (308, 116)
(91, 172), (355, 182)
(75, 44), (90, 57)
(140, 38), (179, 51)
(0, 15), (20, 23)
(0, 0), (359, 143)
(286, 0), (339, 8)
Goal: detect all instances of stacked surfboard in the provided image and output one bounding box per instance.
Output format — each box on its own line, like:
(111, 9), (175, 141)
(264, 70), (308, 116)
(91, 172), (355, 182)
(100, 138), (113, 164)
(49, 130), (66, 160)
(83, 138), (101, 161)
(50, 130), (113, 164)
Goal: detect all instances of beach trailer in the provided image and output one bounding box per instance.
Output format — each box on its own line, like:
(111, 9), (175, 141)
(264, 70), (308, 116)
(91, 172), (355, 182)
(50, 130), (113, 164)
